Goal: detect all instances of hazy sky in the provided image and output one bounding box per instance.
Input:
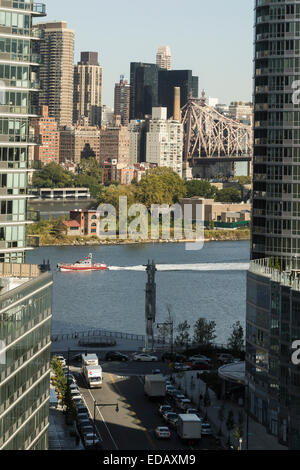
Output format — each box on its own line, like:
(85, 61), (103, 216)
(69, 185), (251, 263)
(42, 0), (254, 107)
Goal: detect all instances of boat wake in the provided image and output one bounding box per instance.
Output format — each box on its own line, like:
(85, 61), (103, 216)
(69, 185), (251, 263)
(109, 262), (249, 272)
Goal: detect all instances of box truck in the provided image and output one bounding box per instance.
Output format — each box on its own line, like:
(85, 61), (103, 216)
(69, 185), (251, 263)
(144, 374), (166, 399)
(83, 365), (102, 389)
(177, 414), (202, 443)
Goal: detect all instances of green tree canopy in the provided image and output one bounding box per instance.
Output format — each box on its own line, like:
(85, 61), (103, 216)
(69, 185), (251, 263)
(32, 162), (73, 188)
(185, 180), (217, 199)
(134, 167), (187, 209)
(215, 187), (242, 203)
(193, 318), (217, 345)
(227, 321), (244, 355)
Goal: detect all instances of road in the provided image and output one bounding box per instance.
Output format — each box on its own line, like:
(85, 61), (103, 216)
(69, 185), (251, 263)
(70, 358), (219, 451)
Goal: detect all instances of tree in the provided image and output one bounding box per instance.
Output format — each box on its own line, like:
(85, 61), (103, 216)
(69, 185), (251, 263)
(226, 409), (235, 448)
(193, 318), (217, 345)
(233, 426), (243, 449)
(98, 184), (136, 211)
(175, 320), (191, 348)
(134, 167), (186, 209)
(227, 321), (244, 355)
(275, 256), (281, 271)
(215, 187), (242, 203)
(185, 180), (217, 199)
(32, 162), (73, 188)
(268, 257), (274, 268)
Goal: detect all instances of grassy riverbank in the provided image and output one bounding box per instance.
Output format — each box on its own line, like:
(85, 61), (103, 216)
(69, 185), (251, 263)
(28, 218), (250, 246)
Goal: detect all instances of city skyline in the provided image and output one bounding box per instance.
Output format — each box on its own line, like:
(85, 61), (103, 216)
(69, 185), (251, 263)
(43, 0), (253, 108)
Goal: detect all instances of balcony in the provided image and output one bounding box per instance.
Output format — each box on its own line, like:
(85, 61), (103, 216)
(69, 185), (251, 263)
(32, 3), (46, 16)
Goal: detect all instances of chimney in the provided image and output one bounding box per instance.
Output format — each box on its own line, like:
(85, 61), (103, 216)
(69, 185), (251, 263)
(173, 87), (181, 121)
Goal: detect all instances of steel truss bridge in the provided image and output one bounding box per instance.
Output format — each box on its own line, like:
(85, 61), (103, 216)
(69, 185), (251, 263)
(181, 98), (253, 166)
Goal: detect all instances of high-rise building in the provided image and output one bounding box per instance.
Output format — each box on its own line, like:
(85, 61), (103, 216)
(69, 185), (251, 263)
(130, 62), (160, 120)
(60, 119), (101, 164)
(246, 0), (300, 449)
(0, 0), (45, 263)
(73, 52), (102, 127)
(146, 107), (183, 176)
(34, 21), (74, 127)
(128, 119), (147, 164)
(100, 125), (130, 166)
(114, 76), (130, 127)
(31, 106), (60, 164)
(0, 1), (53, 451)
(156, 46), (171, 71)
(158, 69), (199, 118)
(130, 62), (199, 121)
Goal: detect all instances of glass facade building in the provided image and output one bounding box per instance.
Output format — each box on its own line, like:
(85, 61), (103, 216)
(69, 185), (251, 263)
(246, 0), (300, 449)
(0, 0), (53, 451)
(0, 0), (45, 263)
(158, 70), (199, 118)
(0, 265), (53, 450)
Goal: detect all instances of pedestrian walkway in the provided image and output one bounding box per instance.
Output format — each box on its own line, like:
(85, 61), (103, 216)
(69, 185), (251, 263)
(48, 385), (84, 450)
(173, 371), (287, 451)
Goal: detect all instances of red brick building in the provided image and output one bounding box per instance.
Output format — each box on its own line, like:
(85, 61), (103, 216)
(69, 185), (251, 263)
(69, 209), (98, 235)
(31, 106), (60, 164)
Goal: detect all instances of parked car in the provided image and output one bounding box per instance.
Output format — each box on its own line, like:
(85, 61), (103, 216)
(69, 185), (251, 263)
(201, 422), (213, 435)
(69, 383), (79, 391)
(177, 398), (192, 411)
(133, 353), (158, 362)
(188, 355), (211, 363)
(77, 418), (91, 430)
(67, 375), (76, 385)
(164, 412), (179, 427)
(105, 351), (128, 362)
(189, 361), (211, 371)
(158, 404), (172, 416)
(71, 353), (83, 364)
(152, 369), (161, 375)
(56, 355), (66, 366)
(84, 433), (102, 449)
(173, 393), (185, 404)
(166, 385), (176, 396)
(71, 389), (81, 399)
(161, 352), (186, 362)
(217, 353), (236, 364)
(73, 396), (84, 406)
(186, 408), (201, 418)
(154, 426), (171, 439)
(80, 424), (94, 435)
(173, 363), (191, 372)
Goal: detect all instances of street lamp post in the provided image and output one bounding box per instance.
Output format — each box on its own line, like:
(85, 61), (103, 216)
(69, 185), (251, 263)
(93, 400), (119, 446)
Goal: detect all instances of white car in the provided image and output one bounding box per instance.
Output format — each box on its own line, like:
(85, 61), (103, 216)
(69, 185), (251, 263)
(56, 355), (66, 367)
(84, 433), (101, 448)
(155, 426), (171, 439)
(188, 355), (211, 363)
(133, 353), (158, 362)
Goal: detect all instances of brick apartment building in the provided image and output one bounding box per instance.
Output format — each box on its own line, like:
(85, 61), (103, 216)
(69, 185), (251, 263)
(100, 125), (130, 166)
(60, 118), (101, 163)
(60, 209), (98, 236)
(31, 106), (60, 164)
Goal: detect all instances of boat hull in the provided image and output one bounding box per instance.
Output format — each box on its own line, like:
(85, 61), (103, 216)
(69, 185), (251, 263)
(58, 265), (109, 272)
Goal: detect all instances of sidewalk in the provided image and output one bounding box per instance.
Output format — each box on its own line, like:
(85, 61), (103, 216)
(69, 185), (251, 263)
(48, 385), (84, 450)
(173, 371), (287, 451)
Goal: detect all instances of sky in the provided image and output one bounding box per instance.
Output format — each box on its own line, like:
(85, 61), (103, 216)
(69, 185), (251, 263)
(43, 0), (254, 108)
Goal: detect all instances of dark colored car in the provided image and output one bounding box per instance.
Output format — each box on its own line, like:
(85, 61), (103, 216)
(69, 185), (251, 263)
(162, 352), (186, 362)
(105, 351), (128, 362)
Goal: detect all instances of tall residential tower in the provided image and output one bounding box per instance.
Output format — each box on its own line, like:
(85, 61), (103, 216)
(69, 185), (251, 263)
(34, 21), (74, 127)
(156, 45), (171, 71)
(0, 0), (53, 451)
(73, 51), (102, 127)
(246, 0), (300, 449)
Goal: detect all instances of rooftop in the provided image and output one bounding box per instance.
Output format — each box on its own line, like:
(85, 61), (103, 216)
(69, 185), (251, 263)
(0, 263), (41, 296)
(249, 258), (300, 292)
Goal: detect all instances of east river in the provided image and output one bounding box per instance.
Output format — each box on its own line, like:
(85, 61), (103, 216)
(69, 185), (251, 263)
(27, 240), (250, 344)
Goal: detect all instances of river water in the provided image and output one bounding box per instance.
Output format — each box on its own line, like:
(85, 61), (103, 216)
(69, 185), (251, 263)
(27, 240), (250, 344)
